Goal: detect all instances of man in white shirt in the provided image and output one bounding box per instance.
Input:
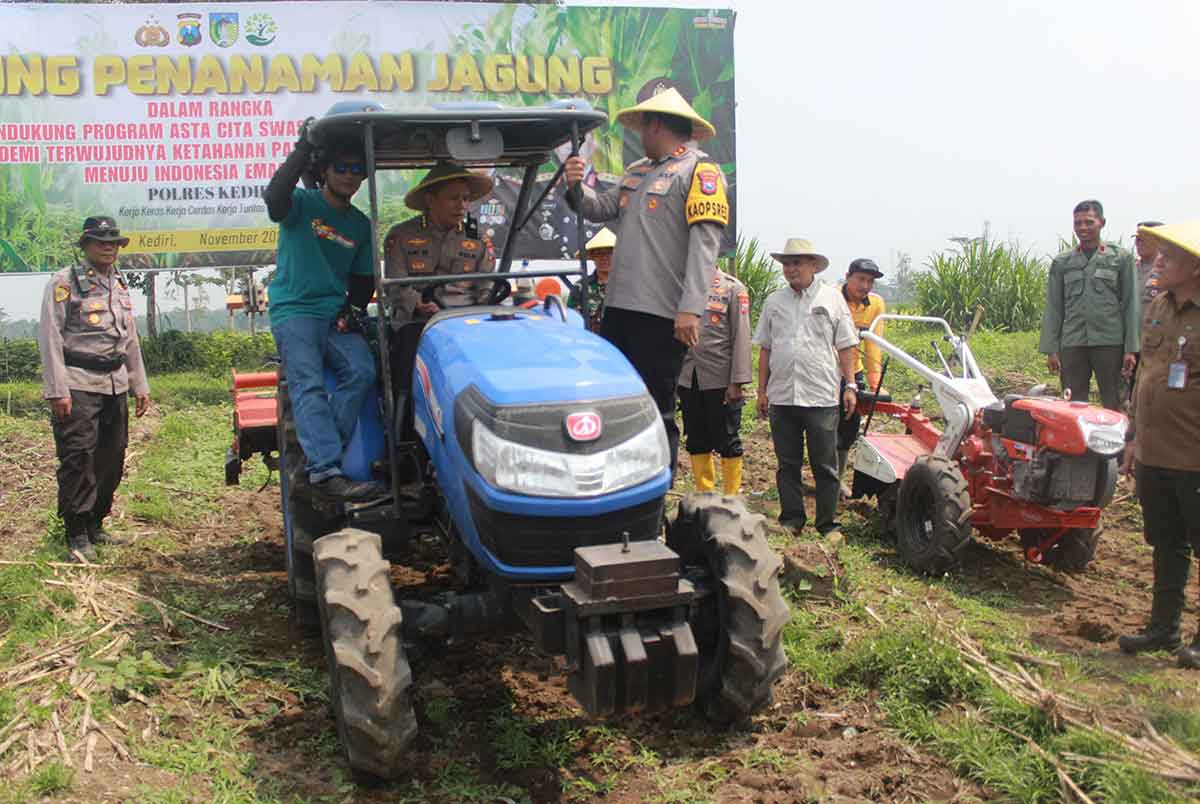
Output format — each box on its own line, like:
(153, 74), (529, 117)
(754, 239), (859, 539)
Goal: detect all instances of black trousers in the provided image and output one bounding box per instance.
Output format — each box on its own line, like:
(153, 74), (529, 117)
(52, 390), (128, 522)
(600, 307), (687, 475)
(1061, 345), (1124, 411)
(678, 375), (743, 458)
(836, 371), (865, 451)
(1136, 462), (1200, 615)
(768, 404), (840, 534)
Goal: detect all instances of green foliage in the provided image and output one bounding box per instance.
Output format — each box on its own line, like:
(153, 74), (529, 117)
(0, 331), (275, 383)
(720, 234), (781, 329)
(27, 761), (74, 797)
(914, 238), (1048, 332)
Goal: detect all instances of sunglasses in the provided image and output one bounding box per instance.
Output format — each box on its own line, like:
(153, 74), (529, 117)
(332, 161), (365, 176)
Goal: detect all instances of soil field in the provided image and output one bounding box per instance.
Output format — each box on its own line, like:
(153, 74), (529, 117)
(2, 370), (1199, 803)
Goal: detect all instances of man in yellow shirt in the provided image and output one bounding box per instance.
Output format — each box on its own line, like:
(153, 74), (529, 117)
(837, 258), (886, 497)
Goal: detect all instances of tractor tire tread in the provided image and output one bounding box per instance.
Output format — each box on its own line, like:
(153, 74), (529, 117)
(314, 528), (416, 781)
(896, 455), (972, 576)
(671, 493), (789, 725)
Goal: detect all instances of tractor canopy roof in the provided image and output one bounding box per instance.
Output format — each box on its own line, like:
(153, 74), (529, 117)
(308, 99), (608, 170)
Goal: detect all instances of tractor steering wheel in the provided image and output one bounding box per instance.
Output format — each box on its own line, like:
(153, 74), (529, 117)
(543, 294), (567, 322)
(420, 285), (446, 311)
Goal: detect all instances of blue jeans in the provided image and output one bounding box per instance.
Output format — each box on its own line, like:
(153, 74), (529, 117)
(272, 317), (376, 484)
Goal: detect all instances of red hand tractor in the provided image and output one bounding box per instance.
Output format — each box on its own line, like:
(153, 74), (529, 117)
(849, 315), (1127, 574)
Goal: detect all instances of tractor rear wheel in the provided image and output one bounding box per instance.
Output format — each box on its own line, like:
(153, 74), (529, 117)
(668, 493), (789, 723)
(278, 380), (340, 631)
(895, 455), (972, 575)
(314, 528), (417, 781)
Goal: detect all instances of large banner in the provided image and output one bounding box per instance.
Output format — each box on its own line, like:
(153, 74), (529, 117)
(0, 2), (736, 272)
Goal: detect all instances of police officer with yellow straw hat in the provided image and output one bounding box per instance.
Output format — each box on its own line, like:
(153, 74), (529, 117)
(37, 215), (150, 562)
(1117, 220), (1200, 667)
(564, 87), (729, 477)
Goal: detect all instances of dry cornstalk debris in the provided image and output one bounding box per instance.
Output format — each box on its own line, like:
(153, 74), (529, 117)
(936, 610), (1200, 785)
(83, 731), (98, 773)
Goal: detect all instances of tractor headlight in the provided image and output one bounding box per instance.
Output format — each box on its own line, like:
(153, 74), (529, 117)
(472, 416), (669, 498)
(1078, 416), (1126, 456)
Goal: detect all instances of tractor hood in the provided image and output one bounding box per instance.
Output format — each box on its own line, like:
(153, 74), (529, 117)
(418, 309), (646, 405)
(1011, 398), (1127, 456)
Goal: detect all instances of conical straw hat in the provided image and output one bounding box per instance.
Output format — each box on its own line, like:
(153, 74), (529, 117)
(615, 87), (716, 142)
(585, 227), (616, 252)
(404, 162), (493, 211)
(1139, 220), (1200, 260)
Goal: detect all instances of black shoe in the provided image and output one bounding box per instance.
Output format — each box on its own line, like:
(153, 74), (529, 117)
(312, 474), (387, 502)
(1117, 628), (1182, 654)
(1179, 642), (1200, 669)
(66, 516), (97, 563)
(89, 517), (127, 546)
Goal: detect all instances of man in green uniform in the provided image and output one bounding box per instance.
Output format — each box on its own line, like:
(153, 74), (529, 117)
(1039, 200), (1139, 410)
(678, 269), (751, 494)
(38, 216), (151, 562)
(567, 227), (615, 332)
(1117, 220), (1200, 667)
(564, 88), (729, 474)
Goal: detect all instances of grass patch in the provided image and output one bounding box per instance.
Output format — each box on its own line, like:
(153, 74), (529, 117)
(0, 372), (231, 419)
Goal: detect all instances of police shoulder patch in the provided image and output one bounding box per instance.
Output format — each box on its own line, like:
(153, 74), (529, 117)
(685, 162), (729, 227)
(54, 285), (70, 303)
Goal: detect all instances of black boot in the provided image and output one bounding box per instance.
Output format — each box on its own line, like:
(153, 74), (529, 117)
(1178, 634), (1200, 669)
(1118, 547), (1185, 654)
(311, 474), (387, 503)
(89, 514), (127, 546)
(65, 515), (97, 564)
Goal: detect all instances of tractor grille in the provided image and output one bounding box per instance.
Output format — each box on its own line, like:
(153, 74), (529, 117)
(466, 486), (663, 568)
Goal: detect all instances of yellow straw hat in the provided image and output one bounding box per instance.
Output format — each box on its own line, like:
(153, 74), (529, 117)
(404, 162), (493, 211)
(585, 227), (616, 253)
(615, 87), (716, 142)
(1138, 220), (1200, 260)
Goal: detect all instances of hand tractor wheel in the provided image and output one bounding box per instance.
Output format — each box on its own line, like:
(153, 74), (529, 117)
(895, 455), (972, 575)
(667, 493), (790, 723)
(278, 379), (341, 632)
(1021, 528), (1100, 573)
(313, 528), (417, 781)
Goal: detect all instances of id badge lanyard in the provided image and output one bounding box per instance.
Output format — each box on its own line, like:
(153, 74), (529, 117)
(1168, 336), (1188, 390)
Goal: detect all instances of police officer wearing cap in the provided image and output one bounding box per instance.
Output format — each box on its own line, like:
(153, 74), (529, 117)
(384, 162), (497, 321)
(678, 269), (751, 494)
(37, 216), (150, 562)
(1117, 220), (1200, 668)
(564, 87), (729, 475)
(837, 258), (887, 498)
(1039, 199), (1139, 410)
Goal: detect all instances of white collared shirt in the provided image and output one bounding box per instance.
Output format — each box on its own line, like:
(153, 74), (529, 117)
(753, 280), (859, 407)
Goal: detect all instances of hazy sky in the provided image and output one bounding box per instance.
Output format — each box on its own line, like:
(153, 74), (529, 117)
(2, 0), (1197, 321)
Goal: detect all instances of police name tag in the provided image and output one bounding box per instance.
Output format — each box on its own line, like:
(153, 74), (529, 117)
(1168, 336), (1188, 389)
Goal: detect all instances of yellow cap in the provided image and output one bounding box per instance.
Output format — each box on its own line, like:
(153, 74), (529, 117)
(615, 88), (716, 142)
(1139, 220), (1200, 260)
(585, 227), (616, 253)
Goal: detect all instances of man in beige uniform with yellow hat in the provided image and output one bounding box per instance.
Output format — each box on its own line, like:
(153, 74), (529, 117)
(38, 215), (150, 562)
(384, 162), (497, 321)
(678, 269), (751, 494)
(564, 87), (729, 476)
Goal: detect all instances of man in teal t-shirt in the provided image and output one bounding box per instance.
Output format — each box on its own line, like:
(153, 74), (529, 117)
(264, 123), (382, 501)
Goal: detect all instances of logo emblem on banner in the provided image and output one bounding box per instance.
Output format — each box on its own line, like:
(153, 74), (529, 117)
(134, 17), (170, 47)
(176, 13), (201, 46)
(244, 13), (277, 46)
(209, 13), (239, 48)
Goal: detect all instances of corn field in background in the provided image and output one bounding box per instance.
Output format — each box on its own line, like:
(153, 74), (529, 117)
(720, 234), (781, 329)
(914, 238), (1048, 333)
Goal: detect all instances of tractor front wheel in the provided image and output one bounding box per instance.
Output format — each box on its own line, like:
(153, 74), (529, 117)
(895, 455), (972, 575)
(668, 493), (789, 724)
(314, 528), (417, 781)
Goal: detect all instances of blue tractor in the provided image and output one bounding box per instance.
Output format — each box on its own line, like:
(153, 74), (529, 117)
(270, 101), (789, 780)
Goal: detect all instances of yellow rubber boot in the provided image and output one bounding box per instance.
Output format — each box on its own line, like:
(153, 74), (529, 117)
(720, 456), (743, 496)
(690, 453), (717, 492)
